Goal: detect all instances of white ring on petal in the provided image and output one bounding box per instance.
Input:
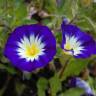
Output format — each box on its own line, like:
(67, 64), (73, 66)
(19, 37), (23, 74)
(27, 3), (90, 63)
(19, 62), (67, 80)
(16, 34), (45, 61)
(64, 34), (85, 56)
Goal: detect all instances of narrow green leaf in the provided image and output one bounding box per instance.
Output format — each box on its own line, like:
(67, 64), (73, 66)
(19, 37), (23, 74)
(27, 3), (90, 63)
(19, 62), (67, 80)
(37, 77), (48, 96)
(49, 74), (61, 96)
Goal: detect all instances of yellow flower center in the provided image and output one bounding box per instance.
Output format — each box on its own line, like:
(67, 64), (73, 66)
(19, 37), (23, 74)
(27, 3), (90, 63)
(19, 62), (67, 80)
(63, 42), (73, 55)
(25, 43), (40, 57)
(64, 42), (72, 50)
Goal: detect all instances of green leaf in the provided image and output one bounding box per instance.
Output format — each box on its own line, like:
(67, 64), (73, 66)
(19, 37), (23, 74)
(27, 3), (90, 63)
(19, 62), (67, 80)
(22, 19), (37, 25)
(37, 77), (48, 96)
(14, 3), (27, 19)
(5, 65), (16, 75)
(49, 74), (61, 96)
(42, 18), (53, 28)
(57, 0), (74, 18)
(56, 47), (62, 58)
(10, 0), (27, 26)
(82, 15), (96, 32)
(43, 0), (57, 14)
(75, 18), (94, 31)
(60, 56), (90, 80)
(16, 82), (25, 96)
(62, 88), (84, 96)
(55, 31), (62, 43)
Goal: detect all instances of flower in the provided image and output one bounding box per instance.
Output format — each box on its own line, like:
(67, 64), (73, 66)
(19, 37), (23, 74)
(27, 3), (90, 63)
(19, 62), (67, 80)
(4, 24), (56, 72)
(76, 77), (94, 95)
(61, 20), (96, 58)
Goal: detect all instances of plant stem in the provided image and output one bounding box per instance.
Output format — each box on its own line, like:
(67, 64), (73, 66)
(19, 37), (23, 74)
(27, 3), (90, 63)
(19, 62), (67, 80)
(59, 57), (71, 79)
(69, 14), (78, 24)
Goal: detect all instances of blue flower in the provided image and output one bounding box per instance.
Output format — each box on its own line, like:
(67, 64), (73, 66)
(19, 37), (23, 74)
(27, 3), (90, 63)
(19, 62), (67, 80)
(76, 77), (94, 95)
(4, 24), (56, 72)
(61, 20), (96, 58)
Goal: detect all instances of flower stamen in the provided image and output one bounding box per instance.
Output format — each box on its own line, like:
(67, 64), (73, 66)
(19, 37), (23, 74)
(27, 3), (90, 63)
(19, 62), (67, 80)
(25, 43), (40, 57)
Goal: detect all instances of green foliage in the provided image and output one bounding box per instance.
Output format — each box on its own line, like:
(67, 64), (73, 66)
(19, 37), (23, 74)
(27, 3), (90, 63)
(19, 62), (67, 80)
(37, 77), (48, 96)
(49, 74), (61, 96)
(60, 54), (90, 80)
(43, 0), (57, 14)
(22, 19), (38, 25)
(62, 88), (84, 96)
